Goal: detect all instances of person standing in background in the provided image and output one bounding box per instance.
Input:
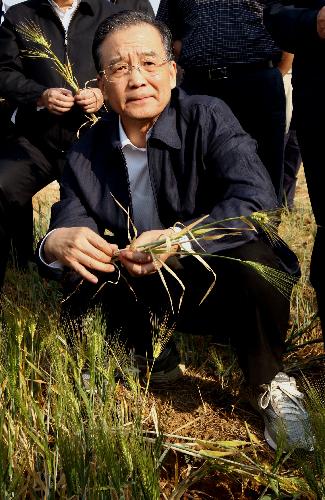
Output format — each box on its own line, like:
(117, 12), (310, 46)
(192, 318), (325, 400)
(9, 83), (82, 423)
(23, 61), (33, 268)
(280, 52), (302, 209)
(264, 1), (325, 341)
(0, 0), (120, 290)
(156, 0), (286, 202)
(110, 0), (154, 16)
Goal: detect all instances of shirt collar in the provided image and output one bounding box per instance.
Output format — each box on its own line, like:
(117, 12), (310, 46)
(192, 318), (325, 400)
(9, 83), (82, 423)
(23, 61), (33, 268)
(117, 88), (182, 151)
(118, 117), (151, 151)
(39, 0), (93, 16)
(48, 0), (80, 14)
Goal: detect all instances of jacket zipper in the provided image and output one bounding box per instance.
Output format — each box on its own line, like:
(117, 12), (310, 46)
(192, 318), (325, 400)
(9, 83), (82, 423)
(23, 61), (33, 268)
(47, 3), (80, 151)
(47, 2), (79, 87)
(64, 7), (79, 74)
(146, 142), (161, 223)
(118, 147), (135, 233)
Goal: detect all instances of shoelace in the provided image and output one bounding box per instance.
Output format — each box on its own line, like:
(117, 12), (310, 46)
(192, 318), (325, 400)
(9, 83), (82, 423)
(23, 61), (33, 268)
(259, 376), (307, 418)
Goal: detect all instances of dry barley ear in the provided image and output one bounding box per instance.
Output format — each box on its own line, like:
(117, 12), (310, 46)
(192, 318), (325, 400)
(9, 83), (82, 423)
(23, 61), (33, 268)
(100, 201), (301, 314)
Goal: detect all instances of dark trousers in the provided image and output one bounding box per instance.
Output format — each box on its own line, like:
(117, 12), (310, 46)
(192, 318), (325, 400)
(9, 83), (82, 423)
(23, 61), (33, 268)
(283, 127), (302, 209)
(295, 94), (325, 340)
(181, 67), (286, 202)
(0, 135), (65, 288)
(0, 107), (34, 274)
(62, 239), (292, 387)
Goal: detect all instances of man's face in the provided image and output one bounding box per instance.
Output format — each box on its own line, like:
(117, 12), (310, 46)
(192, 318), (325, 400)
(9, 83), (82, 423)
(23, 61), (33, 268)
(98, 24), (177, 125)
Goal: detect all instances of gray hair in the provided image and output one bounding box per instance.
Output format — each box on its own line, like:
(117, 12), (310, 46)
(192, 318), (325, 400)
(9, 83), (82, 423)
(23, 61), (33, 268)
(92, 11), (173, 72)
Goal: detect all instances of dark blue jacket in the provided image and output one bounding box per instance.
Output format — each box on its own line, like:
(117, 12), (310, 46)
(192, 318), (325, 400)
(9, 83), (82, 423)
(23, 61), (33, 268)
(46, 88), (298, 273)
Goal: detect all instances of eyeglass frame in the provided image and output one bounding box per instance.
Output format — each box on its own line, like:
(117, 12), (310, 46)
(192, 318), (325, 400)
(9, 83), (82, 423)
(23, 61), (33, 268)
(99, 56), (172, 82)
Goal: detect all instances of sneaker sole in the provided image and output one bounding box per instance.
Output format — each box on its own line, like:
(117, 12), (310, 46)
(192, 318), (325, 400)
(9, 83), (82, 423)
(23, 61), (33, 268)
(264, 425), (314, 452)
(264, 426), (278, 451)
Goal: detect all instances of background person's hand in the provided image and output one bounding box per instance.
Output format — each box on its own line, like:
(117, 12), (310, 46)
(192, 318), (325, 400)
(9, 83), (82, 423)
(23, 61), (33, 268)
(74, 88), (104, 113)
(118, 228), (179, 277)
(37, 88), (74, 115)
(44, 227), (118, 283)
(317, 6), (325, 38)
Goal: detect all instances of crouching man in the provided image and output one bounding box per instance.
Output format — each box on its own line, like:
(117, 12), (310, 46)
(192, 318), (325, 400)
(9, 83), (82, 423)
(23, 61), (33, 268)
(38, 12), (312, 451)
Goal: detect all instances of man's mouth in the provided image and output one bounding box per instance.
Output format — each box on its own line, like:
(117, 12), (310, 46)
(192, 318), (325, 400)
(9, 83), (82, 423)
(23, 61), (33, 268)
(127, 96), (153, 103)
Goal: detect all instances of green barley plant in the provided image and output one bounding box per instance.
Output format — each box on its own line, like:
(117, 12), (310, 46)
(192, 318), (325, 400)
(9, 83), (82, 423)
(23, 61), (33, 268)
(292, 377), (325, 499)
(0, 168), (323, 497)
(0, 291), (163, 498)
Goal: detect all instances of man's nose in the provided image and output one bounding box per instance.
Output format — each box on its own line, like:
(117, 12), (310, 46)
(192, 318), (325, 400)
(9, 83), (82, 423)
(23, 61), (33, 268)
(128, 65), (146, 86)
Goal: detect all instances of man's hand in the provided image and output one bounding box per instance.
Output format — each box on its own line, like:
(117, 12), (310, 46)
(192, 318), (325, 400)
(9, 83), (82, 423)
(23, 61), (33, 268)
(44, 227), (118, 283)
(173, 40), (182, 60)
(317, 6), (325, 38)
(37, 88), (74, 115)
(118, 229), (179, 277)
(74, 88), (104, 113)
(277, 51), (294, 76)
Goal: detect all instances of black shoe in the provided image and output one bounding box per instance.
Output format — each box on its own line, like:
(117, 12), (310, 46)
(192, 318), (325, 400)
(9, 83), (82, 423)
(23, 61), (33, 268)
(135, 342), (185, 384)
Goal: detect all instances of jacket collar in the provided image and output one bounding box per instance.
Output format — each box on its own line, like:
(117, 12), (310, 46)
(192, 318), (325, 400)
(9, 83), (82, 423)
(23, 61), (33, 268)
(149, 88), (182, 150)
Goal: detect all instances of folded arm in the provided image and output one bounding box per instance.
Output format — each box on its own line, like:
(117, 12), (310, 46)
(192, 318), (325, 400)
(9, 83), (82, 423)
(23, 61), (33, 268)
(264, 2), (320, 52)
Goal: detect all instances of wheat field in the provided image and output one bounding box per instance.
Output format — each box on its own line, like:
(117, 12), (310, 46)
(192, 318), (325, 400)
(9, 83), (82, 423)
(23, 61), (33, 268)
(0, 169), (323, 499)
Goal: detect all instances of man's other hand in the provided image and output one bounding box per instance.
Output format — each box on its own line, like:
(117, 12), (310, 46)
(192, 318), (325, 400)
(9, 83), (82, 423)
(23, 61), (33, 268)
(74, 88), (104, 113)
(119, 229), (179, 277)
(37, 88), (74, 115)
(317, 7), (325, 38)
(44, 227), (118, 283)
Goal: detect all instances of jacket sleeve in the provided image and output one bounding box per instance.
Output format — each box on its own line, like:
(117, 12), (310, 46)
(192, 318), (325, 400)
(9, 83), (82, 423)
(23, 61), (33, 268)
(181, 101), (279, 255)
(48, 160), (100, 234)
(264, 2), (320, 52)
(140, 0), (155, 16)
(0, 13), (47, 105)
(36, 156), (101, 280)
(156, 0), (182, 39)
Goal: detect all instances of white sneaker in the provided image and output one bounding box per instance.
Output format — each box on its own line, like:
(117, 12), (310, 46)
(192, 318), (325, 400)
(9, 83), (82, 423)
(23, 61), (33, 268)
(257, 372), (314, 451)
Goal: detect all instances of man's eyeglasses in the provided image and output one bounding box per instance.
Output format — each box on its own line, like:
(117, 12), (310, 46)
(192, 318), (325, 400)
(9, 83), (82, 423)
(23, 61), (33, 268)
(101, 56), (171, 81)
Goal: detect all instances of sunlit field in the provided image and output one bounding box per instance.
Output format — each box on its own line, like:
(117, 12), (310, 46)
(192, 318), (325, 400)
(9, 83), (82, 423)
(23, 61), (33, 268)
(0, 170), (324, 499)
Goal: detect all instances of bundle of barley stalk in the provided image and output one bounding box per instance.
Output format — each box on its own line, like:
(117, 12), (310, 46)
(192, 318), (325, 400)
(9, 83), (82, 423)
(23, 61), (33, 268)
(17, 20), (99, 132)
(100, 204), (298, 314)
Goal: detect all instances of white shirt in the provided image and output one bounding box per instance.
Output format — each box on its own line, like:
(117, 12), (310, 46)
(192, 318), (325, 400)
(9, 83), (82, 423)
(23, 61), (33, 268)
(118, 118), (162, 235)
(149, 0), (160, 14)
(48, 0), (80, 32)
(40, 120), (163, 268)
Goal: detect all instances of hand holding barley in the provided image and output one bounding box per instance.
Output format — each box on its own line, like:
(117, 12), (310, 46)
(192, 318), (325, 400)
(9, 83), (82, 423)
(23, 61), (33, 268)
(38, 88), (74, 115)
(118, 228), (179, 277)
(44, 227), (118, 283)
(74, 88), (104, 113)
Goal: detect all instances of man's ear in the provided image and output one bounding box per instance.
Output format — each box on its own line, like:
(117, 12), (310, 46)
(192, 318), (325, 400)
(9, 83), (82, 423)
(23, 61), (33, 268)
(97, 73), (104, 92)
(169, 60), (177, 90)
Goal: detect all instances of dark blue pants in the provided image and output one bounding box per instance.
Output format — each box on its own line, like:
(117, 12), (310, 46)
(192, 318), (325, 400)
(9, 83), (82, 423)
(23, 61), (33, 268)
(294, 91), (325, 340)
(283, 127), (302, 209)
(0, 107), (33, 277)
(62, 240), (294, 386)
(181, 67), (286, 202)
(0, 135), (65, 288)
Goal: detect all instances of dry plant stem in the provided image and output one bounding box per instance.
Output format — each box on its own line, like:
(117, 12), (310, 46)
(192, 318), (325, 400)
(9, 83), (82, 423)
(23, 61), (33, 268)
(286, 311), (319, 343)
(61, 209), (297, 308)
